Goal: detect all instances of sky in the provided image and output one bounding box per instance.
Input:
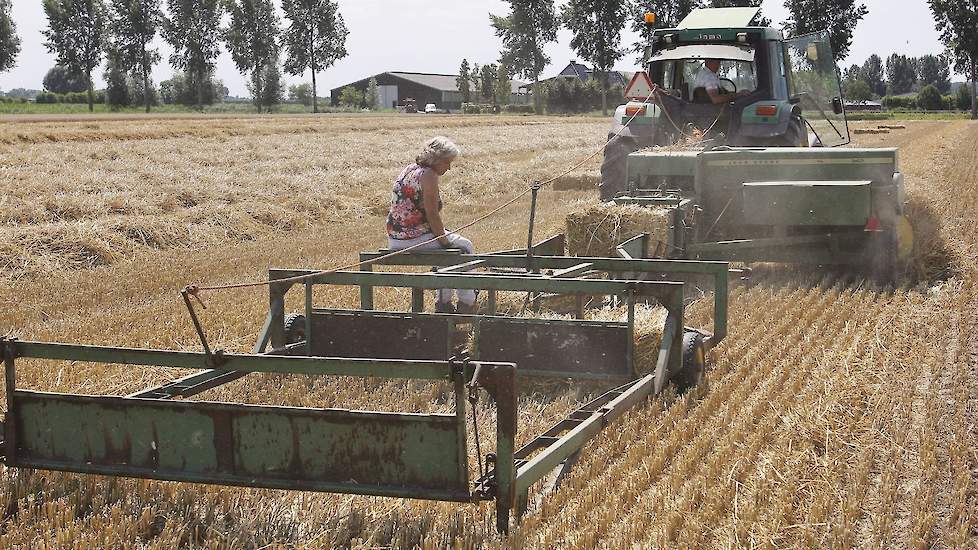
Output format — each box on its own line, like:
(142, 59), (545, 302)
(0, 0), (954, 97)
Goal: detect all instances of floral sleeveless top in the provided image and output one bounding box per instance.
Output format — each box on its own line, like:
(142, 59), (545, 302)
(387, 163), (432, 240)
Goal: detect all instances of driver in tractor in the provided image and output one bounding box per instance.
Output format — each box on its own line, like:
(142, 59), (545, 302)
(693, 58), (753, 104)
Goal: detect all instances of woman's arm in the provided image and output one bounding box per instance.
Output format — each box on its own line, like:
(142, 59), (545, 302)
(421, 171), (451, 247)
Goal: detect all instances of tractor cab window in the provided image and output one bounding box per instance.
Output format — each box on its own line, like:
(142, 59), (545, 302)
(784, 31), (850, 146)
(682, 59), (757, 102)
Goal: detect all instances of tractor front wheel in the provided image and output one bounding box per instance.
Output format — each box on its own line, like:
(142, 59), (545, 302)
(599, 133), (640, 201)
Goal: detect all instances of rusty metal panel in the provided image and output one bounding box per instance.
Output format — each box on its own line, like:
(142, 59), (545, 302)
(310, 310), (450, 360)
(11, 391), (469, 499)
(478, 320), (631, 379)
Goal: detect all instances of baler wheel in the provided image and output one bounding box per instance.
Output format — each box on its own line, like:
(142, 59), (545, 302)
(675, 331), (706, 392)
(283, 313), (306, 345)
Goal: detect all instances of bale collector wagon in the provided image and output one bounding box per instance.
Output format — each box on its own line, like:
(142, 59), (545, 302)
(0, 237), (736, 533)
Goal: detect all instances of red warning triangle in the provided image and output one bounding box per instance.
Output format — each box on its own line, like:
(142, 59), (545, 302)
(624, 71), (656, 100)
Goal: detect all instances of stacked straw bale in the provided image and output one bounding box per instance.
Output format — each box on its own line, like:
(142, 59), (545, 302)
(565, 202), (671, 257)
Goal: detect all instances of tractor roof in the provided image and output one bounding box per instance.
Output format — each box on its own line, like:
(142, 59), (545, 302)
(677, 7), (761, 29)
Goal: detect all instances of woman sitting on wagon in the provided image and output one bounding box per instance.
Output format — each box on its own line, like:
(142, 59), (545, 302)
(386, 136), (476, 314)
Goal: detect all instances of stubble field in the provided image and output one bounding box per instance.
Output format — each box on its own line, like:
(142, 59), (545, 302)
(0, 113), (976, 548)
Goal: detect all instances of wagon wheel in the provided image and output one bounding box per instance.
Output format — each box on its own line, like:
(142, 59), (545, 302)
(283, 313), (306, 345)
(675, 331), (706, 393)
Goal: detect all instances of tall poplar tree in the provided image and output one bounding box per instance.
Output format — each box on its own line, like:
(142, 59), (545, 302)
(108, 0), (161, 112)
(929, 0), (978, 119)
(562, 0), (628, 116)
(282, 0), (348, 113)
(225, 0), (280, 113)
(164, 0), (223, 109)
(495, 61), (512, 106)
(42, 0), (106, 111)
(490, 0), (558, 114)
(0, 0), (19, 74)
(457, 59), (471, 103)
(783, 0), (867, 61)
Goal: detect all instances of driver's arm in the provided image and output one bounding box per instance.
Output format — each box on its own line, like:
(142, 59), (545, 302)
(706, 87), (737, 104)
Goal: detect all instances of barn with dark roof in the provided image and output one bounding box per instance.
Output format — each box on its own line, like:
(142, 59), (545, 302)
(330, 71), (527, 111)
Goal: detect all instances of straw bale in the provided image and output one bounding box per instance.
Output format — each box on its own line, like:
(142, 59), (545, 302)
(552, 172), (599, 191)
(566, 202), (671, 257)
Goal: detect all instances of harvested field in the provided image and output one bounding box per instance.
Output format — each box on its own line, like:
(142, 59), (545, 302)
(1, 115), (977, 548)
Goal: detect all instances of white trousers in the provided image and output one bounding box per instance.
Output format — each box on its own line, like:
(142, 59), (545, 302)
(388, 233), (477, 305)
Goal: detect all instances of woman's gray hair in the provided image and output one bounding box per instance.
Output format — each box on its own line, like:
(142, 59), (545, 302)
(416, 136), (461, 167)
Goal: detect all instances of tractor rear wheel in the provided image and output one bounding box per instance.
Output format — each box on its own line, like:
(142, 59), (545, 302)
(283, 313), (306, 345)
(599, 133), (640, 201)
(675, 331), (706, 392)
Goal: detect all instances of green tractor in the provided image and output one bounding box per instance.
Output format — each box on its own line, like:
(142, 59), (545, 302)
(601, 7), (913, 283)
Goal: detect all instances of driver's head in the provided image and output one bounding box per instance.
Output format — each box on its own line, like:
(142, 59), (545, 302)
(705, 59), (721, 73)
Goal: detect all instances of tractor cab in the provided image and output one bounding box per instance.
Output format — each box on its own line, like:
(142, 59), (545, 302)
(601, 7), (851, 199)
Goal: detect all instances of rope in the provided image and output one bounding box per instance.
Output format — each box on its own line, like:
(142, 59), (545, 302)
(652, 87), (726, 143)
(184, 88), (659, 297)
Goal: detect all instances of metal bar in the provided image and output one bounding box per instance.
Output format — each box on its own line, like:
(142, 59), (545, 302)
(453, 368), (469, 492)
(181, 289), (213, 359)
(526, 183), (540, 274)
(270, 270), (682, 298)
(531, 234), (566, 257)
(310, 309), (627, 329)
(7, 459), (476, 501)
(550, 263), (594, 278)
(487, 290), (497, 314)
(129, 369), (242, 399)
(653, 312), (679, 395)
(412, 288), (424, 312)
(436, 260), (486, 274)
(11, 341), (510, 381)
(356, 252), (729, 276)
(304, 282), (313, 356)
(711, 267), (728, 347)
(358, 256), (374, 310)
(3, 339), (17, 464)
(626, 291), (636, 376)
(130, 310), (275, 401)
(253, 311), (274, 354)
(492, 364), (517, 534)
(268, 280), (289, 350)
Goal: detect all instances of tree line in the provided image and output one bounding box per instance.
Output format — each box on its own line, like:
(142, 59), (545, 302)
(0, 0), (348, 113)
(2, 0), (977, 117)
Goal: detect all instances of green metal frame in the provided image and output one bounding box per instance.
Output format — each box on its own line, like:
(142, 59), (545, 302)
(356, 242), (730, 349)
(0, 239), (734, 533)
(0, 337), (519, 532)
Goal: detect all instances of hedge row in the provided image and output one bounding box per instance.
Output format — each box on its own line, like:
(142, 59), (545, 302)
(0, 96), (29, 103)
(462, 103), (534, 114)
(35, 91), (106, 104)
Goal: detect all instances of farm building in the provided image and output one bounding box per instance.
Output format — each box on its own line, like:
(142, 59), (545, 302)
(520, 60), (632, 92)
(330, 71), (529, 111)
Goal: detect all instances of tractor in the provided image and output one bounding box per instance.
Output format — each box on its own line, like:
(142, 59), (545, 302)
(599, 7), (912, 283)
